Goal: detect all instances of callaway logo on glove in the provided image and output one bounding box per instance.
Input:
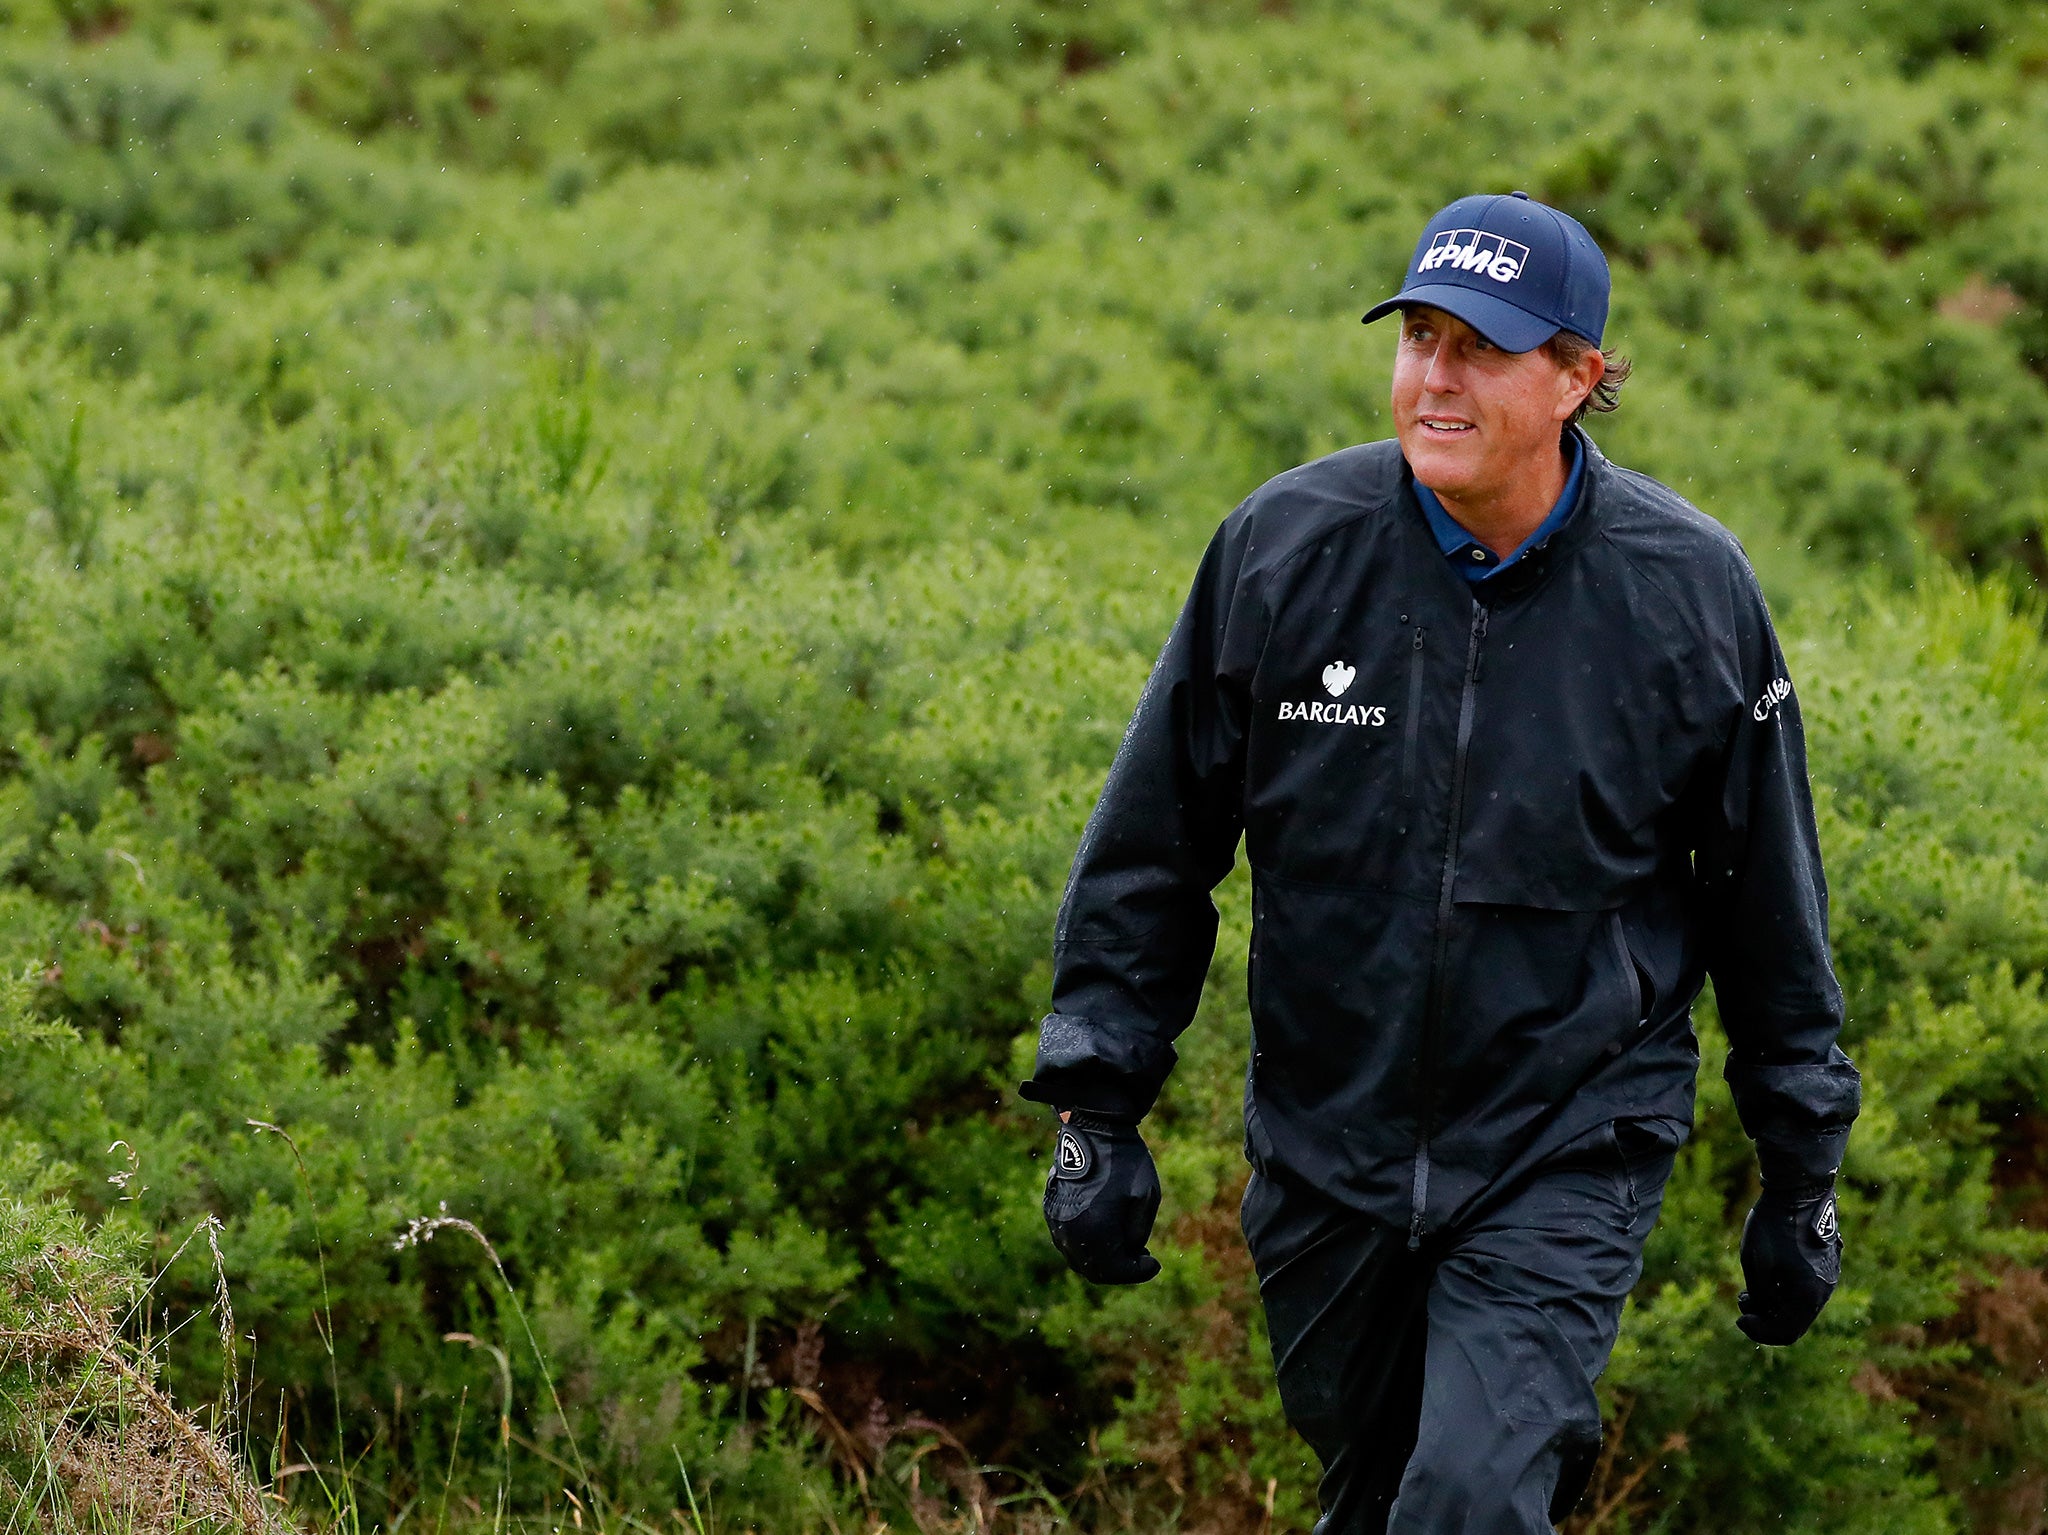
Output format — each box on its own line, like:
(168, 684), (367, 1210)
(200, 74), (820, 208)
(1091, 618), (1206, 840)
(1043, 1110), (1161, 1285)
(1737, 1184), (1842, 1345)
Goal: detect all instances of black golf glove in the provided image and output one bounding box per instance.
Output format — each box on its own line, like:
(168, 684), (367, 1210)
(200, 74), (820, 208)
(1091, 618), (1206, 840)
(1737, 1181), (1841, 1345)
(1043, 1110), (1161, 1285)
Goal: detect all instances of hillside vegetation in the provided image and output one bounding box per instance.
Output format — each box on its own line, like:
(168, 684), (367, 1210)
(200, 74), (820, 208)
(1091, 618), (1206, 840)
(0, 1), (2046, 1530)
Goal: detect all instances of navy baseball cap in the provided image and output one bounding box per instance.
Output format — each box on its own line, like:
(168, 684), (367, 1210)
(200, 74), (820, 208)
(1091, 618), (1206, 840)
(1362, 191), (1609, 352)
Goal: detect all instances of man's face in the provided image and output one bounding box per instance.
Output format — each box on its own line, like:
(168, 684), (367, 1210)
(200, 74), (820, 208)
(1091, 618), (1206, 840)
(1391, 306), (1595, 502)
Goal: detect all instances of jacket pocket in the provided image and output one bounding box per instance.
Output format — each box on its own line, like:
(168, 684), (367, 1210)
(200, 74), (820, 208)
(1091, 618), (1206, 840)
(1433, 903), (1645, 1115)
(1401, 625), (1426, 796)
(1607, 1117), (1683, 1223)
(1243, 1077), (1279, 1173)
(1247, 873), (1432, 1135)
(1609, 910), (1647, 1024)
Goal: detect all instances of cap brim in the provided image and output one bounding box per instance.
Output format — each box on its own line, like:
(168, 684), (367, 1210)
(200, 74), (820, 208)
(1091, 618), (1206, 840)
(1361, 283), (1559, 353)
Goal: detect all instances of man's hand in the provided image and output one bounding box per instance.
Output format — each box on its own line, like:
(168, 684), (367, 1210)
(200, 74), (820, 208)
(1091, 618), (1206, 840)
(1737, 1183), (1841, 1345)
(1043, 1110), (1162, 1285)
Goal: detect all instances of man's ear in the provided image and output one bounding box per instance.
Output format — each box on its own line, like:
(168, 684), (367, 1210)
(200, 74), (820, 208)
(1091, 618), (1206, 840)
(1556, 345), (1606, 422)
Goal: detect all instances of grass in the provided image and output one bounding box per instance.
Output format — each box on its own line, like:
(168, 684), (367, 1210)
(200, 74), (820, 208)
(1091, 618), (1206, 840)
(0, 1139), (622, 1534)
(0, 1168), (917, 1534)
(0, 1215), (275, 1533)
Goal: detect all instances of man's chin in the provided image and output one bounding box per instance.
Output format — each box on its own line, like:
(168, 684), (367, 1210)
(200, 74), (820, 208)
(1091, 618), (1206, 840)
(1401, 439), (1480, 499)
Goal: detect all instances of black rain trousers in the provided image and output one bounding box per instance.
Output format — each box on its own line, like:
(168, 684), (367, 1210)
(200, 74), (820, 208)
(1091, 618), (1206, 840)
(1245, 1119), (1679, 1535)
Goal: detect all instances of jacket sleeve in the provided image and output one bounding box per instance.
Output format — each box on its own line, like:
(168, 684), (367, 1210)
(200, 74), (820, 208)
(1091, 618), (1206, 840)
(1018, 510), (1267, 1120)
(1694, 562), (1860, 1189)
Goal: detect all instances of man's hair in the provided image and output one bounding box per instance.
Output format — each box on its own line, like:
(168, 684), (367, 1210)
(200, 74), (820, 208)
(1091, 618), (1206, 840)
(1544, 331), (1631, 427)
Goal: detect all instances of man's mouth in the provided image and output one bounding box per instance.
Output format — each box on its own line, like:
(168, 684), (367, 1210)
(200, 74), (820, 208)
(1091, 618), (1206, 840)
(1418, 416), (1474, 437)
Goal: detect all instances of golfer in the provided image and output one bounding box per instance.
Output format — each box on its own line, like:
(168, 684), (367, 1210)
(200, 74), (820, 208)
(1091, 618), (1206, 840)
(1020, 192), (1859, 1532)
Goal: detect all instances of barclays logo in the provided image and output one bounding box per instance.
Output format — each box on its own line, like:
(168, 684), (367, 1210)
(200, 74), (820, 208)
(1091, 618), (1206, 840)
(1279, 657), (1386, 726)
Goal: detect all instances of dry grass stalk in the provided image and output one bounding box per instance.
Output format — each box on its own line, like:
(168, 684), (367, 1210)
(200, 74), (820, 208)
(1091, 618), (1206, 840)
(0, 1245), (281, 1535)
(58, 1289), (272, 1533)
(396, 1204), (604, 1527)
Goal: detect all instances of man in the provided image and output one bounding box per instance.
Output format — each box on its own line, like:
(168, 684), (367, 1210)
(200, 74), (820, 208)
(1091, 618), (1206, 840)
(1019, 192), (1860, 1532)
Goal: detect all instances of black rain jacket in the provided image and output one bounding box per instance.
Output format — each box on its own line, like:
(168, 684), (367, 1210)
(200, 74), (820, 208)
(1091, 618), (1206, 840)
(1021, 431), (1860, 1242)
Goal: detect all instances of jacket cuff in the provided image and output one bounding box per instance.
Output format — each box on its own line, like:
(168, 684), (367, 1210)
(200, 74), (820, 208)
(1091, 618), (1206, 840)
(1726, 1050), (1861, 1188)
(1017, 1012), (1177, 1120)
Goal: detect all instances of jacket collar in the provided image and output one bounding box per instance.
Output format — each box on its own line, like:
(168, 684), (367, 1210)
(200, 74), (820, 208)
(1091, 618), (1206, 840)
(1393, 425), (1606, 604)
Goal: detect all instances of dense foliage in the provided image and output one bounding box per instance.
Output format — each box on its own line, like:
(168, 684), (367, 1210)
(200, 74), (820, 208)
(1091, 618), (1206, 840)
(0, 0), (2046, 1529)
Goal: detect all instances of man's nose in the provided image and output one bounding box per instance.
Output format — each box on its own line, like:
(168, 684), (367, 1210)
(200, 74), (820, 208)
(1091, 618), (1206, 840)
(1422, 338), (1463, 394)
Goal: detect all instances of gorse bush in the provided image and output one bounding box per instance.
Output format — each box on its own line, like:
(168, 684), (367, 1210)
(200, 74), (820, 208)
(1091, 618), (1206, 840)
(0, 0), (2046, 1529)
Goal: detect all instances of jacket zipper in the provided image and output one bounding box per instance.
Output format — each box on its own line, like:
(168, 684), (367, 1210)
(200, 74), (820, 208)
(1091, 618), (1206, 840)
(1401, 626), (1426, 795)
(1410, 603), (1489, 1251)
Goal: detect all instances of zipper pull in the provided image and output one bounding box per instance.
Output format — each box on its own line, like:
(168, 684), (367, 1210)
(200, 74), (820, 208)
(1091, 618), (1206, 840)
(1412, 627), (1425, 651)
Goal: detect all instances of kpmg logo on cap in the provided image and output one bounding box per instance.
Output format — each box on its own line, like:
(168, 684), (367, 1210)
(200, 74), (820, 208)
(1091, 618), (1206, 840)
(1417, 229), (1529, 285)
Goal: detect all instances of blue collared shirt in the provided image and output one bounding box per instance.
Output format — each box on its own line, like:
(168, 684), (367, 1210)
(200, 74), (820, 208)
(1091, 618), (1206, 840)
(1415, 431), (1585, 583)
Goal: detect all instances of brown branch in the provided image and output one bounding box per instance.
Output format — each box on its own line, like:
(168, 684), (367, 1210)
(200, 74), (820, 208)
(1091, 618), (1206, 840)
(790, 1387), (872, 1495)
(1580, 1431), (1688, 1534)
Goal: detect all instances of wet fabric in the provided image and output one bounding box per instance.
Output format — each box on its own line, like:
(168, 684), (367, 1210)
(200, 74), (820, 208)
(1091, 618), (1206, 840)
(1243, 1119), (1679, 1535)
(1020, 429), (1859, 1237)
